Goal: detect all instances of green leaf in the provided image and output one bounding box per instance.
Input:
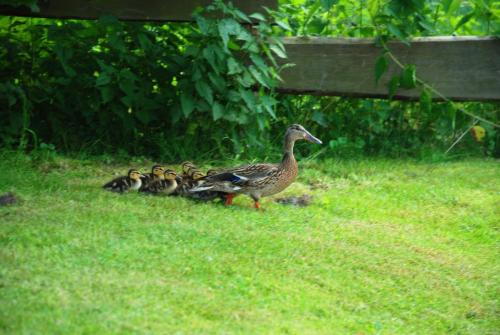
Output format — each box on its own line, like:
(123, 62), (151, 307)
(96, 72), (112, 86)
(119, 68), (139, 82)
(236, 70), (255, 88)
(135, 108), (152, 124)
(418, 20), (436, 33)
(249, 13), (266, 21)
(275, 19), (292, 31)
(185, 45), (199, 57)
(195, 80), (213, 105)
(118, 80), (135, 97)
(239, 88), (255, 109)
(399, 64), (417, 89)
(54, 46), (76, 77)
(235, 29), (253, 42)
(249, 65), (269, 88)
(242, 40), (259, 53)
(202, 45), (219, 73)
(270, 44), (286, 58)
(227, 40), (241, 51)
(250, 54), (268, 75)
(308, 17), (328, 35)
(387, 76), (400, 99)
(208, 72), (226, 92)
(227, 90), (242, 102)
(261, 95), (277, 118)
(312, 110), (328, 127)
(99, 86), (114, 104)
(420, 88), (432, 114)
(108, 33), (126, 52)
(387, 23), (407, 42)
(455, 12), (475, 31)
(137, 33), (152, 51)
(375, 55), (388, 84)
(180, 93), (194, 117)
(227, 58), (242, 75)
(320, 0), (338, 10)
(443, 0), (461, 14)
(233, 9), (251, 23)
(196, 15), (210, 34)
(212, 101), (224, 120)
(218, 18), (240, 48)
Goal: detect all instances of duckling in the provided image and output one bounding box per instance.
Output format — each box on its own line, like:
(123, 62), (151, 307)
(176, 162), (224, 201)
(140, 165), (165, 192)
(103, 169), (144, 193)
(180, 161), (199, 180)
(146, 169), (178, 195)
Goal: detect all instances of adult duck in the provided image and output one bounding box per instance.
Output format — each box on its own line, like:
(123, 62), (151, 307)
(189, 124), (321, 208)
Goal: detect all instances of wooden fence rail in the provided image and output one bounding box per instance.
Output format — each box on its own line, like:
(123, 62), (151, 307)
(0, 0), (276, 21)
(279, 36), (500, 101)
(1, 2), (499, 101)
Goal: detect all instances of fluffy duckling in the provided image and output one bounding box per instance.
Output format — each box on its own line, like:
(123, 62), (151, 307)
(176, 162), (224, 201)
(140, 165), (165, 192)
(145, 169), (178, 195)
(103, 169), (144, 193)
(180, 161), (198, 180)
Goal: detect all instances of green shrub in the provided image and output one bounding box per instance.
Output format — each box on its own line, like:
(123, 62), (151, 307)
(0, 0), (498, 160)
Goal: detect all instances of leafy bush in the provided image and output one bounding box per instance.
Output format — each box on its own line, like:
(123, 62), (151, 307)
(0, 0), (498, 160)
(0, 1), (289, 159)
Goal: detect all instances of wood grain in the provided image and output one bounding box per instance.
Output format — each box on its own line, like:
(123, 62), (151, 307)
(279, 36), (500, 101)
(0, 0), (276, 21)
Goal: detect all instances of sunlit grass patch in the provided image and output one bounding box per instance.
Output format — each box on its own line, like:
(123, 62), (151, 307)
(0, 151), (498, 334)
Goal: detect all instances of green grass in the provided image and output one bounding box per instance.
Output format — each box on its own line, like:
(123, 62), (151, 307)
(0, 151), (498, 334)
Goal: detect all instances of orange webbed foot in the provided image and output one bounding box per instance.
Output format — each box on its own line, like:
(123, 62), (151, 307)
(225, 194), (235, 206)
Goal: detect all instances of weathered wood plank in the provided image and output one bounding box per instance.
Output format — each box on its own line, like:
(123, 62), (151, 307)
(0, 0), (276, 21)
(279, 36), (500, 101)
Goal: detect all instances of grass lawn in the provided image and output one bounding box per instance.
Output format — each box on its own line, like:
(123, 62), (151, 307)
(0, 151), (498, 334)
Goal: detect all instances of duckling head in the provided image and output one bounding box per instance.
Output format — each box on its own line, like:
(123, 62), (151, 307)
(164, 169), (177, 181)
(191, 170), (205, 180)
(128, 169), (143, 181)
(181, 161), (196, 174)
(286, 124), (322, 144)
(206, 168), (220, 176)
(152, 165), (166, 180)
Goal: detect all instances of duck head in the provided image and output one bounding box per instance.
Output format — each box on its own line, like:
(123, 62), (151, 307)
(286, 124), (322, 144)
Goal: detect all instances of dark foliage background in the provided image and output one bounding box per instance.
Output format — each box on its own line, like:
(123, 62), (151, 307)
(0, 0), (498, 160)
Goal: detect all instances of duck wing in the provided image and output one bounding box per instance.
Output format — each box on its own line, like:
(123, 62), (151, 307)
(190, 164), (279, 194)
(208, 163), (278, 179)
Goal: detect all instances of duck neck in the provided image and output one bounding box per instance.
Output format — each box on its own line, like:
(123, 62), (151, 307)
(281, 135), (297, 169)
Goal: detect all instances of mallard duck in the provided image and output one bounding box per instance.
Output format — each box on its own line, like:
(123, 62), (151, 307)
(140, 164), (165, 192)
(189, 124), (322, 208)
(103, 169), (144, 193)
(145, 169), (178, 195)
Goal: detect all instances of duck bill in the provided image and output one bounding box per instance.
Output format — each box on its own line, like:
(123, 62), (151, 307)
(304, 131), (322, 144)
